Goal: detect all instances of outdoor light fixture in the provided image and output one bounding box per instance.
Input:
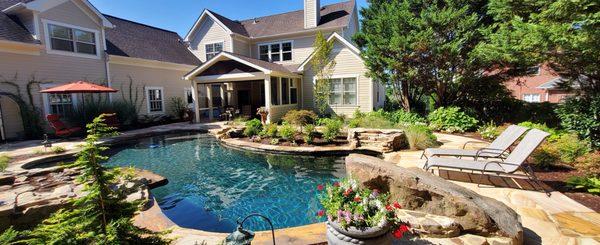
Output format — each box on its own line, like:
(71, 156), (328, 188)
(41, 134), (52, 151)
(226, 213), (276, 245)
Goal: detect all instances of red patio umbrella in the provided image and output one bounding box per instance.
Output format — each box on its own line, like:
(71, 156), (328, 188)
(40, 81), (118, 120)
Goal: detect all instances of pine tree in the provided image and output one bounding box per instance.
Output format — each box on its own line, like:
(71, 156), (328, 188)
(18, 114), (168, 244)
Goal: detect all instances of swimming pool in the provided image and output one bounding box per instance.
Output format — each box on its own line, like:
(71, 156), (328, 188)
(106, 133), (345, 232)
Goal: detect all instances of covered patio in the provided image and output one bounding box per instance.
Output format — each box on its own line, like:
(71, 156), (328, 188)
(184, 52), (303, 123)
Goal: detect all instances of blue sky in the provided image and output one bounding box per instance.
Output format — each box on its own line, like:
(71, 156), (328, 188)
(89, 0), (367, 37)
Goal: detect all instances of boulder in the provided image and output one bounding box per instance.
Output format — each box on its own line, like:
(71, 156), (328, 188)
(395, 209), (461, 238)
(345, 154), (523, 244)
(347, 128), (408, 153)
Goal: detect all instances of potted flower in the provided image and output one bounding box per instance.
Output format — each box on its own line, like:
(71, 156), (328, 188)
(256, 107), (269, 125)
(317, 178), (410, 244)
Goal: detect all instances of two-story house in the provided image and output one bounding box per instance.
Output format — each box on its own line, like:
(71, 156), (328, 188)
(0, 0), (200, 140)
(183, 0), (385, 123)
(504, 64), (575, 103)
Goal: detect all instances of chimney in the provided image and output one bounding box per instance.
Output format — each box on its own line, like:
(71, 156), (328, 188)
(304, 0), (320, 29)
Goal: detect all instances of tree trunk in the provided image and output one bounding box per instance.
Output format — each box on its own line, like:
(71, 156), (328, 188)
(401, 80), (411, 112)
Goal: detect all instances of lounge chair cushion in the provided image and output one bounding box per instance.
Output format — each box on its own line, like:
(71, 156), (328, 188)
(426, 157), (519, 173)
(424, 148), (504, 158)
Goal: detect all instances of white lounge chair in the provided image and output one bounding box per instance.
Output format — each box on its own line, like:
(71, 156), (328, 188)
(424, 129), (551, 195)
(422, 125), (528, 160)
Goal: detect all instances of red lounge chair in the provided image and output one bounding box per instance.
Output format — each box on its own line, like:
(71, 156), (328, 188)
(46, 114), (81, 137)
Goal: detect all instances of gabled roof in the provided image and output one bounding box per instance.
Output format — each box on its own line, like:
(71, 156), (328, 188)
(184, 51), (294, 80)
(297, 32), (361, 72)
(2, 0), (114, 28)
(185, 0), (355, 39)
(104, 15), (200, 66)
(0, 12), (37, 43)
(537, 77), (582, 90)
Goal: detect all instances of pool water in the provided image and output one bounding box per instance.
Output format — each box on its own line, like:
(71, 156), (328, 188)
(105, 133), (345, 232)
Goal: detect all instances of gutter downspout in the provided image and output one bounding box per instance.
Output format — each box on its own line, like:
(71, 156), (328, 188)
(104, 51), (113, 102)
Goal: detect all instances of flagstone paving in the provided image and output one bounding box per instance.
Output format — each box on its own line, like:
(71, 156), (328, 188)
(385, 133), (600, 245)
(3, 124), (600, 244)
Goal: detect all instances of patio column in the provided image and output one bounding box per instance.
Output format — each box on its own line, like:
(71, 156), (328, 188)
(264, 75), (272, 123)
(207, 84), (213, 121)
(192, 81), (200, 123)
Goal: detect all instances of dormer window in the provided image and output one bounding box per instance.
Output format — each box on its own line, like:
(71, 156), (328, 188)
(48, 24), (96, 55)
(259, 41), (292, 62)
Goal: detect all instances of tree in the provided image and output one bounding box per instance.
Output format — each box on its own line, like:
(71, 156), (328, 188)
(20, 114), (168, 244)
(311, 31), (336, 116)
(476, 0), (600, 95)
(355, 0), (490, 110)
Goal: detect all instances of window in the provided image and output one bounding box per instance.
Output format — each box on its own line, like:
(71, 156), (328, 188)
(205, 42), (223, 60)
(259, 41), (292, 62)
(281, 78), (289, 104)
(48, 23), (96, 55)
(523, 94), (541, 103)
(48, 93), (74, 116)
(184, 89), (194, 106)
(146, 87), (164, 113)
(271, 77), (279, 105)
(211, 84), (223, 107)
(328, 77), (357, 106)
(290, 79), (298, 104)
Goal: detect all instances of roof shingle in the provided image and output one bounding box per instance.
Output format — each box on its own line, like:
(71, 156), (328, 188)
(0, 12), (37, 44)
(207, 0), (354, 38)
(104, 15), (200, 66)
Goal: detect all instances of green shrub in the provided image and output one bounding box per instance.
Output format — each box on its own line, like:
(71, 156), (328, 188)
(574, 152), (600, 177)
(389, 110), (427, 125)
(51, 146), (67, 154)
(303, 124), (317, 144)
(556, 95), (600, 149)
(282, 110), (317, 131)
(0, 155), (9, 172)
(517, 121), (562, 141)
(321, 118), (343, 142)
(532, 133), (590, 167)
(278, 124), (296, 141)
(243, 119), (263, 137)
(427, 107), (479, 133)
(478, 122), (500, 140)
(532, 144), (561, 168)
(259, 123), (278, 138)
(554, 134), (591, 164)
(566, 176), (600, 195)
(348, 110), (395, 129)
(401, 124), (438, 150)
(0, 227), (18, 244)
(169, 97), (187, 120)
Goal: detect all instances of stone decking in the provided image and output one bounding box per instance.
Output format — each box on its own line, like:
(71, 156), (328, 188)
(386, 133), (600, 244)
(2, 123), (599, 244)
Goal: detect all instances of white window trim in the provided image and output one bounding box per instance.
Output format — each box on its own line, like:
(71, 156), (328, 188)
(523, 93), (541, 103)
(257, 40), (294, 63)
(40, 83), (78, 116)
(313, 74), (360, 107)
(41, 19), (101, 59)
(145, 86), (165, 114)
(204, 40), (224, 61)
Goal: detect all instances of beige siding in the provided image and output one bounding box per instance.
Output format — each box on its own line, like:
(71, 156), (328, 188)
(109, 63), (191, 116)
(39, 0), (102, 30)
(250, 31), (335, 66)
(232, 37), (250, 57)
(0, 96), (24, 139)
(0, 51), (106, 115)
(189, 18), (231, 62)
(301, 41), (373, 117)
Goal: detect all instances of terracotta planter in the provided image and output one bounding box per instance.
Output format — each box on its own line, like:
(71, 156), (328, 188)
(326, 221), (392, 245)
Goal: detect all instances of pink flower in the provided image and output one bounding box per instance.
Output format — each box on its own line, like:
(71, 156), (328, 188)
(344, 211), (352, 223)
(386, 205), (393, 211)
(333, 182), (340, 187)
(393, 228), (405, 238)
(343, 188), (353, 197)
(317, 210), (325, 217)
(399, 224), (410, 232)
(353, 196), (362, 202)
(317, 184), (324, 191)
